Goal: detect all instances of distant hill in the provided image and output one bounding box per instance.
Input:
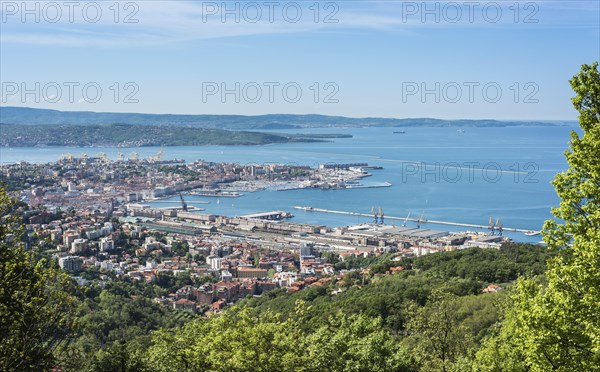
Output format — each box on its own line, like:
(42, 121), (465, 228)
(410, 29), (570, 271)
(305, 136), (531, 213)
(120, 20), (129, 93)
(0, 106), (573, 129)
(0, 124), (342, 147)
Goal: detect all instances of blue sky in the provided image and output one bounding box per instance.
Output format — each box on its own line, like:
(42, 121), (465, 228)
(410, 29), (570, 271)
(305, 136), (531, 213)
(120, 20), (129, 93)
(1, 0), (598, 119)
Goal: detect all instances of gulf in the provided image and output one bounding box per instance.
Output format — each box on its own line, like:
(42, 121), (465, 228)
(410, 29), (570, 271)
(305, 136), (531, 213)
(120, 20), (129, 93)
(0, 126), (575, 242)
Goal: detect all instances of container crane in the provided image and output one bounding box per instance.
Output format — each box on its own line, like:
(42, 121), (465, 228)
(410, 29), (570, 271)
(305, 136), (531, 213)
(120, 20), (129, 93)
(402, 212), (411, 227)
(179, 192), (188, 212)
(489, 216), (495, 235)
(371, 206), (379, 224)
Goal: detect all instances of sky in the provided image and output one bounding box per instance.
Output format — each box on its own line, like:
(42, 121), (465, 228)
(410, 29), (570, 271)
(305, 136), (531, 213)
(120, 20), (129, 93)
(0, 0), (599, 120)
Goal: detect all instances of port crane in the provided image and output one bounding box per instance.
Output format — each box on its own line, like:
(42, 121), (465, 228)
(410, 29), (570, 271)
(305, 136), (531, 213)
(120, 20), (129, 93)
(379, 207), (384, 225)
(371, 206), (379, 224)
(496, 218), (503, 236)
(60, 153), (74, 162)
(402, 212), (411, 227)
(150, 145), (164, 162)
(488, 216), (497, 235)
(179, 192), (188, 212)
(97, 152), (109, 164)
(417, 211), (424, 228)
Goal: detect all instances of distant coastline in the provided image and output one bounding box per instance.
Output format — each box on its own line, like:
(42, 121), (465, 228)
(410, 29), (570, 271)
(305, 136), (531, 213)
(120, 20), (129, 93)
(0, 123), (352, 147)
(0, 106), (575, 129)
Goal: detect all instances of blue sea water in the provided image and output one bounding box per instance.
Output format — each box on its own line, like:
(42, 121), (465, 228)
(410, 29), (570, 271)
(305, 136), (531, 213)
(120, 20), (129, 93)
(0, 126), (577, 243)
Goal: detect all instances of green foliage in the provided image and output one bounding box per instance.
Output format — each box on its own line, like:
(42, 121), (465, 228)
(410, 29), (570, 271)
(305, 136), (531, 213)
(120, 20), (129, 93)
(334, 252), (393, 271)
(146, 304), (414, 372)
(404, 289), (474, 372)
(304, 312), (415, 372)
(63, 287), (189, 371)
(488, 62), (600, 371)
(412, 244), (553, 283)
(0, 186), (79, 371)
(170, 241), (190, 256)
(155, 271), (193, 293)
(241, 246), (549, 338)
(0, 124), (331, 147)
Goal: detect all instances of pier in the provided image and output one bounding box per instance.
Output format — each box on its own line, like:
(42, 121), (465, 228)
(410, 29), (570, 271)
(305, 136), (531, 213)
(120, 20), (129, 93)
(293, 206), (537, 234)
(149, 200), (209, 204)
(240, 211), (294, 220)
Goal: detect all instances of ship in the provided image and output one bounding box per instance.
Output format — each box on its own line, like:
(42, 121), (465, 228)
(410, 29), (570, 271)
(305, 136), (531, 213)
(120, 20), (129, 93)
(189, 190), (243, 197)
(294, 206), (314, 211)
(524, 230), (541, 236)
(393, 131), (406, 134)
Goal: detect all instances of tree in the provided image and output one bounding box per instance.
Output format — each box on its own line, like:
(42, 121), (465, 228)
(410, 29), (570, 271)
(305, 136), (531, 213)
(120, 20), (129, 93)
(146, 302), (414, 371)
(404, 288), (474, 372)
(305, 312), (414, 372)
(146, 307), (306, 371)
(0, 186), (80, 371)
(506, 62), (600, 370)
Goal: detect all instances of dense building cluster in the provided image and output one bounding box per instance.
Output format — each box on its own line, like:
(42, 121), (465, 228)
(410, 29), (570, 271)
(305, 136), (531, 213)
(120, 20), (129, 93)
(2, 156), (508, 314)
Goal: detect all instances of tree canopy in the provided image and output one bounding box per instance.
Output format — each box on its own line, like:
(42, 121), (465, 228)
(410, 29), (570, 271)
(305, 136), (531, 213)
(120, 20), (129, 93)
(0, 186), (79, 371)
(478, 62), (600, 371)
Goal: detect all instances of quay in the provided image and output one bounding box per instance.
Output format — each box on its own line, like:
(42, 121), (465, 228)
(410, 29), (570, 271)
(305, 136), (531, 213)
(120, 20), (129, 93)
(293, 206), (537, 234)
(155, 206), (204, 211)
(240, 211), (294, 220)
(150, 200), (209, 204)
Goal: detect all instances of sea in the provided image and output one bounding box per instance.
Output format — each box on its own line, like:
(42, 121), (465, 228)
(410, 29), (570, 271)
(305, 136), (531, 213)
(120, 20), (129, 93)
(0, 126), (578, 243)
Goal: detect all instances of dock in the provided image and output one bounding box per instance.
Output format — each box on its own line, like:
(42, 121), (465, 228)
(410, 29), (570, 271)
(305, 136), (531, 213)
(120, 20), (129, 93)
(149, 200), (209, 204)
(240, 211), (294, 220)
(293, 206), (537, 234)
(156, 206), (204, 211)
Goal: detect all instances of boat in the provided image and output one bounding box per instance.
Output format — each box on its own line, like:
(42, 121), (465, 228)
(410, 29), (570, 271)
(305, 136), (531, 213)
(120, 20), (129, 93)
(190, 190), (243, 197)
(393, 131), (406, 134)
(524, 230), (540, 236)
(294, 206), (314, 211)
(457, 129), (466, 133)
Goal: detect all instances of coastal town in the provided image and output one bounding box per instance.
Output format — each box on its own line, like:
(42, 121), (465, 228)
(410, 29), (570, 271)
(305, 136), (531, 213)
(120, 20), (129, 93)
(1, 154), (508, 315)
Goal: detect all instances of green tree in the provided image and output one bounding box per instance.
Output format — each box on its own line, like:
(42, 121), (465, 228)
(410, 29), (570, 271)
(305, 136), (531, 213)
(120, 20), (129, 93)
(305, 312), (414, 371)
(404, 288), (474, 372)
(147, 307), (306, 371)
(503, 62), (600, 370)
(146, 301), (414, 371)
(472, 293), (528, 371)
(0, 186), (79, 371)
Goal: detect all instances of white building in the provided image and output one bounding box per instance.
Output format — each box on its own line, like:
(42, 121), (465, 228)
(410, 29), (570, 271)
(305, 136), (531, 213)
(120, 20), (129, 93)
(71, 238), (88, 254)
(59, 256), (82, 272)
(206, 255), (223, 270)
(99, 237), (115, 252)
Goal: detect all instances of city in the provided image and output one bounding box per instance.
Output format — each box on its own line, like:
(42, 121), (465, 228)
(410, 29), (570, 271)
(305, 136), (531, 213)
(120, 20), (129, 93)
(1, 1), (598, 371)
(2, 153), (513, 316)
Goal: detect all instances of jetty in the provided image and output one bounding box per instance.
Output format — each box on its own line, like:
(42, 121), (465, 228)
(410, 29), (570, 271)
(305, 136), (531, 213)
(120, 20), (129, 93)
(150, 200), (209, 204)
(293, 206), (537, 234)
(240, 211), (294, 220)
